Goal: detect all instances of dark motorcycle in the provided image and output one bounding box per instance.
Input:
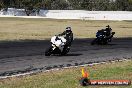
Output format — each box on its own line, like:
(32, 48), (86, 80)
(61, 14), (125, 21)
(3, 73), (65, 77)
(91, 30), (115, 45)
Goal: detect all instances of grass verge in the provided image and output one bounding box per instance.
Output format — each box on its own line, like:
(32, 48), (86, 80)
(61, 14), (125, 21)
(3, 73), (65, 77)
(0, 17), (132, 41)
(0, 60), (132, 88)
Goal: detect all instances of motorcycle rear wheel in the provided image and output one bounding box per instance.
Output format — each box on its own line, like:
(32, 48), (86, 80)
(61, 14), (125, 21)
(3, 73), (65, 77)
(61, 46), (70, 55)
(91, 38), (98, 45)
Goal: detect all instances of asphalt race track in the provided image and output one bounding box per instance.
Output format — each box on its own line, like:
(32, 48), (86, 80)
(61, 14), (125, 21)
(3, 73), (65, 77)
(0, 38), (132, 76)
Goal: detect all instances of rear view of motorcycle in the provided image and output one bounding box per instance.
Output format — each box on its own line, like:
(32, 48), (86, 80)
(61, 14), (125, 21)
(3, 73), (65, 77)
(91, 25), (115, 45)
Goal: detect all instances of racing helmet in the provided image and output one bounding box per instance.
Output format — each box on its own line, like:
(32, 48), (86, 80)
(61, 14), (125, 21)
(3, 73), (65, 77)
(106, 25), (112, 31)
(106, 25), (110, 28)
(65, 27), (72, 34)
(66, 27), (71, 31)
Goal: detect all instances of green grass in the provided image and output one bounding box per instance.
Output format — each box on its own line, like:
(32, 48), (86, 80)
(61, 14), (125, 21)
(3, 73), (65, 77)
(0, 17), (132, 88)
(0, 17), (132, 41)
(0, 60), (131, 88)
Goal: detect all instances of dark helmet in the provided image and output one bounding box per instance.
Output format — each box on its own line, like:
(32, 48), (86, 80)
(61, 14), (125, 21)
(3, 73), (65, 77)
(66, 27), (72, 32)
(106, 25), (110, 28)
(106, 25), (112, 31)
(66, 27), (71, 31)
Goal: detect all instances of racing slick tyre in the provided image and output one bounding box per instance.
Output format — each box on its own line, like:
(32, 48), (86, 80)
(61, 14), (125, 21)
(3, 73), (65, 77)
(91, 38), (98, 45)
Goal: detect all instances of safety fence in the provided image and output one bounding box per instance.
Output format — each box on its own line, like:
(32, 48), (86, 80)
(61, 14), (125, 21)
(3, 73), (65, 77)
(0, 8), (132, 20)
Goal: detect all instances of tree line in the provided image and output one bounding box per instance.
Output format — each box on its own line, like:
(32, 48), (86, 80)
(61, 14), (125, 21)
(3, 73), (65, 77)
(0, 0), (132, 15)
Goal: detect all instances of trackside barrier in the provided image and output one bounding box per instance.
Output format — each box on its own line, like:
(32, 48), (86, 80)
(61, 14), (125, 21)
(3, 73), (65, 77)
(0, 9), (132, 20)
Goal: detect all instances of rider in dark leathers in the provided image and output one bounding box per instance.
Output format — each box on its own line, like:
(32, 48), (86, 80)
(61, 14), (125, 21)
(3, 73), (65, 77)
(58, 27), (73, 53)
(104, 25), (112, 38)
(58, 27), (73, 46)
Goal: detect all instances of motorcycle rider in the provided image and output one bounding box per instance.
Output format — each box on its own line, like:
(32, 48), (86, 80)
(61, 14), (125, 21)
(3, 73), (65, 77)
(104, 25), (112, 38)
(58, 27), (73, 46)
(58, 27), (73, 53)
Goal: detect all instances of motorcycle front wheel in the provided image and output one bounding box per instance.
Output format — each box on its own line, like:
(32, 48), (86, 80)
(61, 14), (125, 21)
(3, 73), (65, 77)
(91, 38), (98, 45)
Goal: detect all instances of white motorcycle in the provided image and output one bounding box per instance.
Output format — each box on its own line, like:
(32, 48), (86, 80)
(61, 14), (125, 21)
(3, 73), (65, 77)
(45, 35), (70, 56)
